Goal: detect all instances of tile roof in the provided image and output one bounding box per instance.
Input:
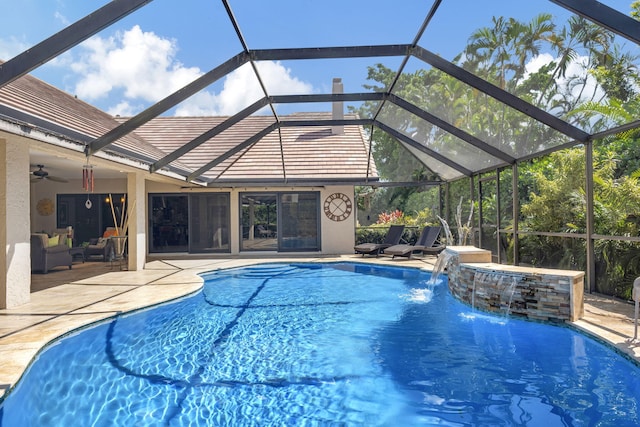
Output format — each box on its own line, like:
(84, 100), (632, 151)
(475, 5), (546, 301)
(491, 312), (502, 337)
(119, 113), (378, 184)
(0, 63), (185, 170)
(0, 63), (377, 185)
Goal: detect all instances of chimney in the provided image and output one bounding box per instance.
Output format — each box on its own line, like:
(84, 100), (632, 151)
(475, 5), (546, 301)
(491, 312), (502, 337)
(332, 77), (344, 135)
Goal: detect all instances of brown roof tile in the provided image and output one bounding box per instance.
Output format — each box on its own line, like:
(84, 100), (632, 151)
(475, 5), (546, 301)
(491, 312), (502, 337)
(0, 65), (377, 184)
(0, 67), (189, 171)
(130, 113), (378, 183)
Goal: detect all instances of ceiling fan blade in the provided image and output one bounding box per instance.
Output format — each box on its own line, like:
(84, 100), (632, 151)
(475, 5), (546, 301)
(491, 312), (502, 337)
(30, 177), (42, 183)
(46, 175), (68, 183)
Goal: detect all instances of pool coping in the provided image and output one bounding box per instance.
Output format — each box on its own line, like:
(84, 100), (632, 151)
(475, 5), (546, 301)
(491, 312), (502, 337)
(1, 255), (638, 399)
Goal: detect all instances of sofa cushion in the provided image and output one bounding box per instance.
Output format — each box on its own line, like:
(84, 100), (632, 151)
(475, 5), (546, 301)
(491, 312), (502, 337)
(47, 243), (71, 254)
(103, 228), (119, 238)
(48, 235), (59, 246)
(33, 233), (49, 248)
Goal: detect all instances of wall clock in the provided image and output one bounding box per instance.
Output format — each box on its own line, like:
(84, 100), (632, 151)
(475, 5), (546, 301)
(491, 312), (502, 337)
(36, 198), (54, 216)
(324, 193), (353, 221)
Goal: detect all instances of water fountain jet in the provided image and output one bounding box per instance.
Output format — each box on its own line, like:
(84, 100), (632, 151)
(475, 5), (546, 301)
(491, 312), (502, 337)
(427, 251), (453, 286)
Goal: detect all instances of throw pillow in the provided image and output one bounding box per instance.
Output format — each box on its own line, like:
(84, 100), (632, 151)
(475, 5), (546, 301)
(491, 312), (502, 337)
(48, 235), (60, 246)
(103, 228), (118, 238)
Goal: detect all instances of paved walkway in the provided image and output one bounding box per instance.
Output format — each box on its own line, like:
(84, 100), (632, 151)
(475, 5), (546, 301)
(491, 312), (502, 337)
(1, 255), (639, 398)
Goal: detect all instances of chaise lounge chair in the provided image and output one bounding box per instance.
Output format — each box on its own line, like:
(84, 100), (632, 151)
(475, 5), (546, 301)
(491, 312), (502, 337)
(354, 224), (405, 257)
(385, 226), (445, 259)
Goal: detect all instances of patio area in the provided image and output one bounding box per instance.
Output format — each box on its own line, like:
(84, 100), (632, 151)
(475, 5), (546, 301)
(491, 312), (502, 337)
(1, 255), (639, 399)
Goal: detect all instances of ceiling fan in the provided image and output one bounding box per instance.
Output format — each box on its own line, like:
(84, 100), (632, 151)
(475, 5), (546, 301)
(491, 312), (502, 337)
(30, 164), (68, 183)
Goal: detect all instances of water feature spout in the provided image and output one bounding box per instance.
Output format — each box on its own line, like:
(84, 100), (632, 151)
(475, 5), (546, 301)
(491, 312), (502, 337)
(471, 271), (486, 311)
(471, 272), (478, 310)
(428, 251), (453, 286)
(495, 275), (504, 312)
(444, 246), (584, 323)
(503, 277), (518, 318)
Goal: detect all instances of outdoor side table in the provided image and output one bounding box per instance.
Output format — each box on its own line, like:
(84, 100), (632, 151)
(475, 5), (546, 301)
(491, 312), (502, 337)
(69, 246), (85, 263)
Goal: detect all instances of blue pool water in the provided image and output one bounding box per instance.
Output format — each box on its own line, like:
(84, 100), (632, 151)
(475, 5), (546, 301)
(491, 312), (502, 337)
(1, 262), (639, 426)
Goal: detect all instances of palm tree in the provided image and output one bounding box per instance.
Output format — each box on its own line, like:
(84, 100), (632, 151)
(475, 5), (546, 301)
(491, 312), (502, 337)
(464, 14), (555, 89)
(463, 15), (560, 149)
(464, 16), (514, 89)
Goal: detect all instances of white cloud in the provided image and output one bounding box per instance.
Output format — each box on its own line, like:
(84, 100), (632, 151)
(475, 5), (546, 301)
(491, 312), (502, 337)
(174, 91), (220, 116)
(524, 53), (555, 77)
(71, 25), (201, 103)
(257, 61), (314, 96)
(562, 56), (604, 102)
(54, 11), (70, 27)
(70, 25), (314, 116)
(524, 53), (604, 105)
(175, 61), (314, 116)
(107, 100), (145, 117)
(0, 36), (29, 61)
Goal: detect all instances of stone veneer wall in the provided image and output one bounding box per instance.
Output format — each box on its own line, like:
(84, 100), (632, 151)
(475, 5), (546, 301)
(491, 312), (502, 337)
(444, 246), (585, 323)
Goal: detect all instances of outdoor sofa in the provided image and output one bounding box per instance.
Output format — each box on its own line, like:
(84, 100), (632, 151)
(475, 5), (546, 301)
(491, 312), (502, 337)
(30, 233), (72, 273)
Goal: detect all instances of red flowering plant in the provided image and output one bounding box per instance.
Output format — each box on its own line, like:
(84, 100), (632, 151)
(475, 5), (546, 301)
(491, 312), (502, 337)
(352, 209), (405, 245)
(377, 209), (404, 224)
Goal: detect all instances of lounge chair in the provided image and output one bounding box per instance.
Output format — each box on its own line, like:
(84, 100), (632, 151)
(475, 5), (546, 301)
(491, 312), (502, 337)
(257, 224), (273, 238)
(385, 226), (445, 259)
(354, 225), (405, 257)
(85, 227), (119, 261)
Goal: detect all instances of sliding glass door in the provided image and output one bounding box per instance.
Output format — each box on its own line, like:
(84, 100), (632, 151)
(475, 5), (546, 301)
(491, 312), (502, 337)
(56, 193), (125, 246)
(241, 193), (278, 251)
(279, 193), (319, 251)
(189, 193), (230, 253)
(149, 193), (230, 253)
(149, 195), (189, 253)
(146, 191), (318, 253)
(240, 192), (320, 252)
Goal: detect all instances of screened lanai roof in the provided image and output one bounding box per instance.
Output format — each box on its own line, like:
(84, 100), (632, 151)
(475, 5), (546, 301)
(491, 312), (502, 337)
(0, 0), (639, 186)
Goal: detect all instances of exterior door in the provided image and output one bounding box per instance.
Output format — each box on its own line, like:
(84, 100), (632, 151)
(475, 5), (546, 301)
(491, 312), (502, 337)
(241, 193), (278, 251)
(279, 193), (319, 251)
(240, 192), (320, 252)
(189, 193), (231, 253)
(149, 195), (189, 253)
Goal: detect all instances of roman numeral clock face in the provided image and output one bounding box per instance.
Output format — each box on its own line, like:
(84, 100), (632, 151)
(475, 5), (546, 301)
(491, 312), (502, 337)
(323, 193), (353, 221)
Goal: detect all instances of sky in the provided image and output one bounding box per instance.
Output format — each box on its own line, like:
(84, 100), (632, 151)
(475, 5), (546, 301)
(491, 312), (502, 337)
(0, 0), (637, 118)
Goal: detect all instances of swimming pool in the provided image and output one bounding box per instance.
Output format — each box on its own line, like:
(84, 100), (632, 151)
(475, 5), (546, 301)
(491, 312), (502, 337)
(1, 262), (639, 426)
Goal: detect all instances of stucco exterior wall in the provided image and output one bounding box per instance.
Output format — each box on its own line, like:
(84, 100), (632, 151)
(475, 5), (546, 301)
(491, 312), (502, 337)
(145, 182), (356, 255)
(29, 176), (359, 264)
(127, 173), (146, 271)
(319, 186), (356, 254)
(1, 139), (31, 308)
